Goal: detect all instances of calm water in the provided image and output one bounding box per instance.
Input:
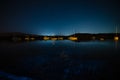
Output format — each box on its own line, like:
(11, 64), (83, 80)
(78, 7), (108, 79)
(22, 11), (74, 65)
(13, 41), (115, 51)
(0, 40), (120, 80)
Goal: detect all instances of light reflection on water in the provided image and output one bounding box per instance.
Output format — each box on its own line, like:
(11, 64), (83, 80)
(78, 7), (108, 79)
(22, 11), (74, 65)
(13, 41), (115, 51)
(0, 41), (120, 80)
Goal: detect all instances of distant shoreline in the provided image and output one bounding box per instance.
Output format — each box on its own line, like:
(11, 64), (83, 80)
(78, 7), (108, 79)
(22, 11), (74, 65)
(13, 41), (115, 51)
(0, 32), (119, 42)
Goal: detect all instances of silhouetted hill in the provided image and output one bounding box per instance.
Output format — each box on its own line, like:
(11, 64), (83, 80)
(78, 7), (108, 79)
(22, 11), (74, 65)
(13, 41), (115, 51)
(69, 33), (120, 41)
(69, 33), (120, 36)
(0, 32), (42, 37)
(0, 32), (27, 36)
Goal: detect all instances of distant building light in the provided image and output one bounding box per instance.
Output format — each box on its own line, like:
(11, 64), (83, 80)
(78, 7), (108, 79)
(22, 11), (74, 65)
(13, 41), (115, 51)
(51, 37), (57, 40)
(58, 37), (63, 40)
(31, 37), (35, 40)
(92, 36), (96, 40)
(68, 37), (78, 41)
(100, 38), (104, 41)
(25, 37), (30, 41)
(43, 36), (50, 40)
(114, 36), (119, 41)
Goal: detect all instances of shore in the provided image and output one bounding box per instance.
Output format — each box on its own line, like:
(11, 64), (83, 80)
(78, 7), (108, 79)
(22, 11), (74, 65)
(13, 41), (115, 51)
(0, 32), (119, 42)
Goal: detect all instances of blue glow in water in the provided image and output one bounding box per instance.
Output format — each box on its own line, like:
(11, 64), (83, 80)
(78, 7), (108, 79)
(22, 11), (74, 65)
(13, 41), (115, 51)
(0, 71), (32, 80)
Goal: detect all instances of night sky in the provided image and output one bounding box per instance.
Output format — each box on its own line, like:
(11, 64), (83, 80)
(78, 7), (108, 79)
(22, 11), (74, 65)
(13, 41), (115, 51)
(0, 0), (120, 35)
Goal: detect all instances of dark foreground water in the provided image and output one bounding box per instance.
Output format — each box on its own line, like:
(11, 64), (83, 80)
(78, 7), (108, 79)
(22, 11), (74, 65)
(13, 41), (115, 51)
(0, 40), (120, 80)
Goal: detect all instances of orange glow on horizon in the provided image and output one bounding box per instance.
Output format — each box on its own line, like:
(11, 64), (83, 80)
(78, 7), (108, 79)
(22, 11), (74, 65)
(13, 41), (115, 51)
(68, 37), (78, 41)
(51, 37), (57, 40)
(43, 36), (50, 40)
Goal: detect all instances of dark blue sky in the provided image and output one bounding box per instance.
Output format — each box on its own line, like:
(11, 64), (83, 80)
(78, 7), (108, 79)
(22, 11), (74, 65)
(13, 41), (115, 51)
(1, 0), (120, 35)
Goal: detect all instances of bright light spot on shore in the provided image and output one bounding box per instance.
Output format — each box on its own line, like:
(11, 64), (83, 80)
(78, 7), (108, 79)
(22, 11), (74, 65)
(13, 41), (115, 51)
(31, 37), (35, 40)
(51, 37), (57, 40)
(58, 37), (63, 40)
(68, 37), (78, 41)
(43, 36), (50, 40)
(25, 37), (30, 41)
(100, 38), (104, 41)
(114, 36), (119, 41)
(92, 36), (96, 40)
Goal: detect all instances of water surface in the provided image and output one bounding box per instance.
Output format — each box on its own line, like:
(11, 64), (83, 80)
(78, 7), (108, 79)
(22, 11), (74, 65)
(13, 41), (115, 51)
(0, 40), (120, 80)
